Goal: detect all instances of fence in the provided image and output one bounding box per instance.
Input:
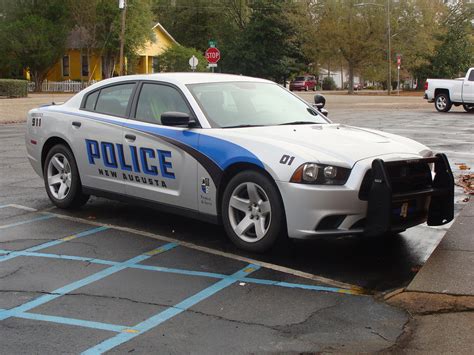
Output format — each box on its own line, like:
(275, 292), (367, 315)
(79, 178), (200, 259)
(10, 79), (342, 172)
(28, 80), (98, 93)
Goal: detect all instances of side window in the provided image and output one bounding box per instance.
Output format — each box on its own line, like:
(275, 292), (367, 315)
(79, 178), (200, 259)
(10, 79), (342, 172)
(135, 83), (191, 125)
(95, 83), (135, 117)
(84, 90), (99, 111)
(469, 70), (474, 82)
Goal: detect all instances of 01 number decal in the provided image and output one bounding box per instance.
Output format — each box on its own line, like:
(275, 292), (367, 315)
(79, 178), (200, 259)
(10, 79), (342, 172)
(279, 155), (295, 166)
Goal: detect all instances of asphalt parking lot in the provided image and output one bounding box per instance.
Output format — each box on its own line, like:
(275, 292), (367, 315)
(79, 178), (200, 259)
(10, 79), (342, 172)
(1, 93), (473, 353)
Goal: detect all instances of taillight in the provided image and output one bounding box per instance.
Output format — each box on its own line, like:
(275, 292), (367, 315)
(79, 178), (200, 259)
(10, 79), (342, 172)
(424, 81), (429, 91)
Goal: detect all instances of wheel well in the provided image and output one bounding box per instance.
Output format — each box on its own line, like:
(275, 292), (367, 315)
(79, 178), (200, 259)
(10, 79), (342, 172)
(216, 163), (285, 223)
(434, 88), (450, 100)
(41, 137), (72, 170)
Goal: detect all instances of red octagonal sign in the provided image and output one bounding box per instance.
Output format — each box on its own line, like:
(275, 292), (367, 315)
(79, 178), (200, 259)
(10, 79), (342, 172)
(205, 47), (221, 64)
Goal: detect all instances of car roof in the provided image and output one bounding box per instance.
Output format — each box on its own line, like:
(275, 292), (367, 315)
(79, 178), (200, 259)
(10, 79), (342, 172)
(91, 73), (273, 87)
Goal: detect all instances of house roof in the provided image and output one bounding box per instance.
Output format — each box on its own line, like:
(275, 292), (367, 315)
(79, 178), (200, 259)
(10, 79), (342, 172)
(151, 22), (178, 45)
(65, 22), (178, 50)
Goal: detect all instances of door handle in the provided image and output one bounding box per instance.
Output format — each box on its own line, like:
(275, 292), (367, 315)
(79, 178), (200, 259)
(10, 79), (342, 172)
(72, 121), (81, 128)
(125, 134), (136, 142)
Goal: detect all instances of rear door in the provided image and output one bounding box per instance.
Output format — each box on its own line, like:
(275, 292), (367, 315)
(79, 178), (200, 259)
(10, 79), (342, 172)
(122, 82), (199, 211)
(70, 82), (136, 194)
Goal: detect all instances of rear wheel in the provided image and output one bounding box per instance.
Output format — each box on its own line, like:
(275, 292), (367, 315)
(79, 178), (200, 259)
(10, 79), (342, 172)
(463, 104), (474, 113)
(222, 171), (284, 252)
(435, 93), (452, 112)
(43, 144), (89, 209)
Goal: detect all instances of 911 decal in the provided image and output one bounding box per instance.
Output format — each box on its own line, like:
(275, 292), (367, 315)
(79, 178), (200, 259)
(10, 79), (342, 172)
(85, 139), (175, 188)
(31, 113), (43, 127)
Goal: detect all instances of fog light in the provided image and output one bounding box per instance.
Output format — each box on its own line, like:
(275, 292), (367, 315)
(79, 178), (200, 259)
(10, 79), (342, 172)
(323, 166), (337, 179)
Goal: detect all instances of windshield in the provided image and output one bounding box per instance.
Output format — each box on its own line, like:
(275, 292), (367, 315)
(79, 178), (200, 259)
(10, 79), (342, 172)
(187, 82), (328, 128)
(294, 76), (306, 81)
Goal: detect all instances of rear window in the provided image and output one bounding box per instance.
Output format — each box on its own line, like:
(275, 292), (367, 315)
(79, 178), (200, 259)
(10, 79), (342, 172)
(84, 90), (99, 111)
(469, 70), (474, 81)
(295, 76), (305, 81)
(95, 83), (135, 117)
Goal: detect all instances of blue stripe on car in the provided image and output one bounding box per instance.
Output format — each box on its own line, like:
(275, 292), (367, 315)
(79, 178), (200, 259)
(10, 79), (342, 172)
(42, 109), (264, 184)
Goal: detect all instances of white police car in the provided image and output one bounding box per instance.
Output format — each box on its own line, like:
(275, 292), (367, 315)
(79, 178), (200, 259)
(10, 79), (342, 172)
(26, 73), (454, 252)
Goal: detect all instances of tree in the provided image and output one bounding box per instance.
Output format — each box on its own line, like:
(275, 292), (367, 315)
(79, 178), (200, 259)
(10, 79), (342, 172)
(0, 0), (72, 90)
(156, 44), (207, 72)
(315, 0), (386, 94)
(224, 0), (305, 82)
(414, 1), (473, 82)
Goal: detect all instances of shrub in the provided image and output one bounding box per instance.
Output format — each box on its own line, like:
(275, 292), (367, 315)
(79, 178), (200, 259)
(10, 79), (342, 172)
(322, 77), (337, 90)
(0, 79), (28, 98)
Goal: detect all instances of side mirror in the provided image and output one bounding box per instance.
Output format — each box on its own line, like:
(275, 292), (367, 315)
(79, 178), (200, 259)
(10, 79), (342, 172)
(314, 94), (326, 109)
(161, 112), (193, 127)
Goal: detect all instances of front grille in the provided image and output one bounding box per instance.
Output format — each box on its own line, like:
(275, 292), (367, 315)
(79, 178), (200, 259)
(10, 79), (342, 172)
(359, 160), (432, 200)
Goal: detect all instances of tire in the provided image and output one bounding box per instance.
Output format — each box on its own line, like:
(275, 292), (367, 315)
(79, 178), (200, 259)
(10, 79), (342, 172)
(221, 171), (285, 252)
(434, 93), (452, 112)
(463, 104), (474, 113)
(312, 85), (317, 91)
(304, 85), (309, 92)
(43, 144), (89, 209)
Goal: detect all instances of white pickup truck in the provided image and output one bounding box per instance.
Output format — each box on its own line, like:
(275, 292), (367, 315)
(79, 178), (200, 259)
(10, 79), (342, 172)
(424, 67), (474, 112)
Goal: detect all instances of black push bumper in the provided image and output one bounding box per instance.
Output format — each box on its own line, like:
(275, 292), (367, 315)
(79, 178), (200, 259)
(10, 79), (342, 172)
(364, 153), (454, 237)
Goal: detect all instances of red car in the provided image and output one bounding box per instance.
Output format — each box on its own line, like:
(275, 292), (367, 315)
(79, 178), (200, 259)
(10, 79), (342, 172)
(289, 75), (317, 91)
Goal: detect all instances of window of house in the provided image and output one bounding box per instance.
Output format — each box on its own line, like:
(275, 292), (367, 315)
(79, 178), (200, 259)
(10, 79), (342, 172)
(62, 56), (70, 77)
(152, 57), (159, 73)
(95, 83), (135, 117)
(135, 83), (191, 125)
(82, 55), (89, 77)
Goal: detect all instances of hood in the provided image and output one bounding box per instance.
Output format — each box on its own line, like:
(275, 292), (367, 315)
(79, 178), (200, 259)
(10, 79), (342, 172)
(214, 124), (429, 167)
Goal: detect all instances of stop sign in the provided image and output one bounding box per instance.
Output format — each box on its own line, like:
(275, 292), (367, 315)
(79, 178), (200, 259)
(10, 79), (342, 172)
(205, 47), (220, 64)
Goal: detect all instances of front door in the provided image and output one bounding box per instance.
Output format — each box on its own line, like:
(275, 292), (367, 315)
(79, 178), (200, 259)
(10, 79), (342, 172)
(122, 82), (198, 211)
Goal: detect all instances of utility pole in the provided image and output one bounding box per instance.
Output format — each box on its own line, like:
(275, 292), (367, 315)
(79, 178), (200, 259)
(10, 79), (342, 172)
(119, 0), (127, 76)
(387, 0), (391, 96)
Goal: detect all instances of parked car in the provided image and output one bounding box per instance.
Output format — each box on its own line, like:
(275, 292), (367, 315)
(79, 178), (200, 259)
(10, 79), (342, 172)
(424, 68), (474, 112)
(289, 75), (317, 91)
(26, 73), (454, 252)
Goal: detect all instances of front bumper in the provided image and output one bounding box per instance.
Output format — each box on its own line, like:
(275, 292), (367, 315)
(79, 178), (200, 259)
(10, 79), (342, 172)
(279, 153), (454, 239)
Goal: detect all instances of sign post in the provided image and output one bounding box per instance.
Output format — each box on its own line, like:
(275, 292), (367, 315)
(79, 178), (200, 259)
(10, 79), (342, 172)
(205, 46), (220, 73)
(396, 54), (402, 96)
(188, 55), (198, 72)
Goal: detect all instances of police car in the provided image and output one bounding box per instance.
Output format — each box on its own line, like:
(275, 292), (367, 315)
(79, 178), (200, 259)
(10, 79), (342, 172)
(26, 73), (454, 252)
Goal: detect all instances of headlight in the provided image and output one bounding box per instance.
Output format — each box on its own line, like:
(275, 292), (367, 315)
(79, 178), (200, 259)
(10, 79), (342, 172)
(290, 163), (351, 185)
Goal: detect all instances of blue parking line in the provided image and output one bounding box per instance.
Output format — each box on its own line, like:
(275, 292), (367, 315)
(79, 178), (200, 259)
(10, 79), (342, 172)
(0, 226), (109, 263)
(82, 264), (260, 355)
(0, 214), (54, 230)
(0, 247), (361, 295)
(0, 243), (178, 321)
(10, 311), (127, 333)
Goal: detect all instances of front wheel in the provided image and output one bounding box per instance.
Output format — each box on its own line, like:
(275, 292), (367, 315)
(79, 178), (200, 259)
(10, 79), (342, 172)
(463, 104), (474, 113)
(43, 144), (89, 209)
(435, 93), (452, 112)
(222, 171), (285, 252)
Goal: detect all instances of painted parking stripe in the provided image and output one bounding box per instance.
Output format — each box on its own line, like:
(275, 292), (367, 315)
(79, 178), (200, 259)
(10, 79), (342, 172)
(0, 248), (361, 295)
(40, 208), (365, 292)
(0, 243), (177, 321)
(5, 204), (366, 293)
(11, 311), (127, 333)
(0, 214), (54, 230)
(0, 226), (109, 263)
(82, 264), (260, 355)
